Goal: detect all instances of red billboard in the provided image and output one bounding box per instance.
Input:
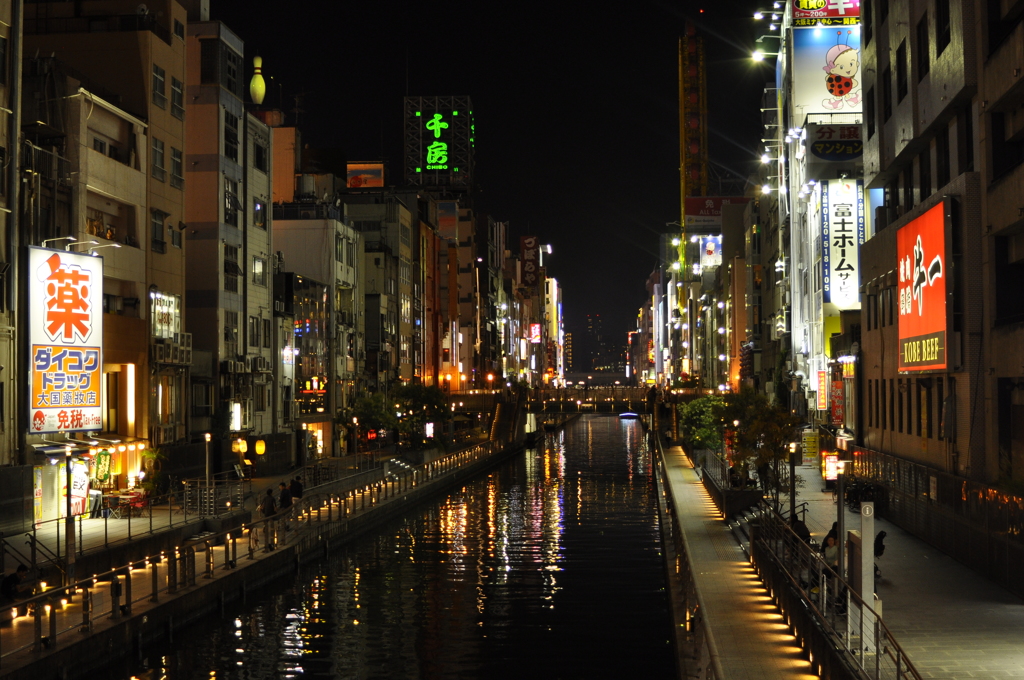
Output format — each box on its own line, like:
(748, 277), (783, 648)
(897, 202), (948, 372)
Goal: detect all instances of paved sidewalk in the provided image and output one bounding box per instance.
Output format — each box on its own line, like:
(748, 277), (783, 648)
(795, 463), (1024, 680)
(662, 444), (817, 680)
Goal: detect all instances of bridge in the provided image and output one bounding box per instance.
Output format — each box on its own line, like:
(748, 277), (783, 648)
(524, 387), (709, 414)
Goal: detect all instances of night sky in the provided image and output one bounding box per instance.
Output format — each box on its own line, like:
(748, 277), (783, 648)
(211, 0), (767, 349)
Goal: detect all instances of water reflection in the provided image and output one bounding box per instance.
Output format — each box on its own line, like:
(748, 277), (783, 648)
(121, 415), (673, 680)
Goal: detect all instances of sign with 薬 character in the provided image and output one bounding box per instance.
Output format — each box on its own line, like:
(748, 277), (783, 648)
(897, 201), (948, 372)
(821, 179), (865, 310)
(28, 247), (103, 434)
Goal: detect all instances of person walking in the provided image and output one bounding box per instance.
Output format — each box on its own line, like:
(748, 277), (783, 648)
(258, 488), (277, 518)
(278, 481), (293, 531)
(289, 475), (303, 501)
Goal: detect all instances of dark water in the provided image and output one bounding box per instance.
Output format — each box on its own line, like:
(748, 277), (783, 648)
(119, 415), (675, 679)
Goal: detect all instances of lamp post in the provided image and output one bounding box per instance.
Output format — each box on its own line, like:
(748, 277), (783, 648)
(836, 459), (848, 580)
(64, 445), (75, 587)
(204, 433), (212, 488)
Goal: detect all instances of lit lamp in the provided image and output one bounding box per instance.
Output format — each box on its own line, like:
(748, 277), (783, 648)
(254, 440), (265, 455)
(204, 433), (212, 489)
(65, 445), (75, 587)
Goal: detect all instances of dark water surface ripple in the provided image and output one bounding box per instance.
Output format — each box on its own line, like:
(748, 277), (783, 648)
(116, 415), (675, 679)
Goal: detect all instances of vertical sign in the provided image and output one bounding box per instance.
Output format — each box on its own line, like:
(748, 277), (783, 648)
(29, 248), (103, 434)
(897, 202), (948, 372)
(817, 370), (828, 410)
(821, 179), (865, 309)
(529, 323), (542, 344)
(521, 235), (540, 290)
(831, 379), (846, 425)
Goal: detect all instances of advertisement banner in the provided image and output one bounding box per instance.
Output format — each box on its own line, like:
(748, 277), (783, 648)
(529, 323), (542, 344)
(807, 124), (863, 177)
(897, 202), (948, 372)
(699, 235), (722, 268)
(347, 162), (384, 188)
(29, 248), (103, 434)
(824, 453), (839, 481)
(521, 235), (540, 289)
(821, 179), (865, 309)
(802, 430), (820, 465)
(792, 26), (862, 117)
(831, 379), (846, 426)
(793, 0), (861, 26)
(684, 196), (751, 231)
(817, 370), (828, 410)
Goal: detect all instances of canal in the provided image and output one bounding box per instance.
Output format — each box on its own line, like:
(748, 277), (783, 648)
(111, 415), (675, 679)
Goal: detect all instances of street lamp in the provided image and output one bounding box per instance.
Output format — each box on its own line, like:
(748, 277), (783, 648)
(204, 433), (212, 489)
(66, 240), (100, 251)
(88, 243), (122, 256)
(752, 50), (780, 62)
(41, 235), (76, 249)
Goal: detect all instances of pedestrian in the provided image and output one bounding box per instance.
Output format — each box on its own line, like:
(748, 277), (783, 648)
(290, 475), (303, 501)
(1, 564), (31, 604)
(278, 481), (293, 530)
(823, 535), (839, 569)
(258, 488), (277, 518)
(823, 521), (838, 550)
(790, 515), (812, 544)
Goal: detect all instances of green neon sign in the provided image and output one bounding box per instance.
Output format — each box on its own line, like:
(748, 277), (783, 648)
(424, 112), (450, 170)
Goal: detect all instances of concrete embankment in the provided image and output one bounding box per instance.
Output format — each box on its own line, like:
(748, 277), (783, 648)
(0, 442), (525, 680)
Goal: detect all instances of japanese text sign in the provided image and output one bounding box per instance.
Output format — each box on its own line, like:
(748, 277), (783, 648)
(520, 235), (540, 289)
(793, 0), (860, 26)
(29, 248), (103, 434)
(897, 202), (948, 372)
(821, 179), (865, 310)
(831, 379), (845, 426)
(817, 371), (828, 410)
(529, 323), (542, 344)
(824, 453), (839, 481)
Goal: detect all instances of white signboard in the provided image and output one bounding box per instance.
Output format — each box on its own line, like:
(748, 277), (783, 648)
(821, 179), (865, 309)
(29, 247), (104, 433)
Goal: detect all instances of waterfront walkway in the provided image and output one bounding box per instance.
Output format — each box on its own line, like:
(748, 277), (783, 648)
(795, 463), (1024, 680)
(661, 442), (817, 680)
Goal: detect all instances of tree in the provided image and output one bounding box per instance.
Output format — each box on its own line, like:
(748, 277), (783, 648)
(721, 388), (800, 507)
(678, 394), (726, 451)
(347, 393), (398, 436)
(391, 383), (450, 449)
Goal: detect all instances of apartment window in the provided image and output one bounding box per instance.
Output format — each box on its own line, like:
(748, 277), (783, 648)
(863, 0), (872, 44)
(0, 37), (8, 86)
(896, 41), (908, 102)
(937, 0), (951, 54)
(253, 200), (266, 229)
(170, 225), (181, 249)
(93, 137), (107, 155)
(200, 40), (218, 84)
(880, 378), (887, 429)
(224, 178), (239, 226)
(252, 256), (267, 286)
(881, 66), (892, 121)
(151, 209), (168, 253)
(925, 382), (934, 438)
(152, 64), (166, 108)
(879, 0), (889, 23)
(151, 137), (166, 181)
(903, 166), (914, 210)
(890, 379), (896, 431)
(916, 382), (924, 436)
(254, 384), (268, 412)
(992, 112), (1024, 180)
(919, 147), (932, 200)
(917, 15), (930, 81)
(936, 127), (951, 187)
(223, 310), (239, 358)
(961, 108), (974, 173)
(171, 77), (185, 119)
(173, 18), (185, 40)
(937, 380), (945, 440)
(995, 234), (1024, 324)
(224, 49), (241, 96)
(866, 87), (876, 138)
(224, 245), (240, 293)
(897, 379), (904, 432)
(170, 148), (184, 190)
(248, 316), (260, 347)
(336, 234), (345, 263)
(262, 318), (271, 349)
(907, 379), (915, 434)
(224, 111), (239, 162)
(254, 143), (268, 172)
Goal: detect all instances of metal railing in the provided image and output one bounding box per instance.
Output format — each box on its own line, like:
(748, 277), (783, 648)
(654, 454), (723, 680)
(0, 438), (505, 665)
(751, 500), (922, 680)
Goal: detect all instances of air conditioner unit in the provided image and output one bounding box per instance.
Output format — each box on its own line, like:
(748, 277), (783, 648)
(274, 300), (285, 313)
(181, 332), (192, 349)
(234, 361), (245, 373)
(154, 344), (166, 363)
(182, 349), (192, 365)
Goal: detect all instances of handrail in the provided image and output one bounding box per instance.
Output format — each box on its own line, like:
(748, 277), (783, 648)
(0, 437), (509, 665)
(752, 499), (922, 680)
(652, 430), (725, 679)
